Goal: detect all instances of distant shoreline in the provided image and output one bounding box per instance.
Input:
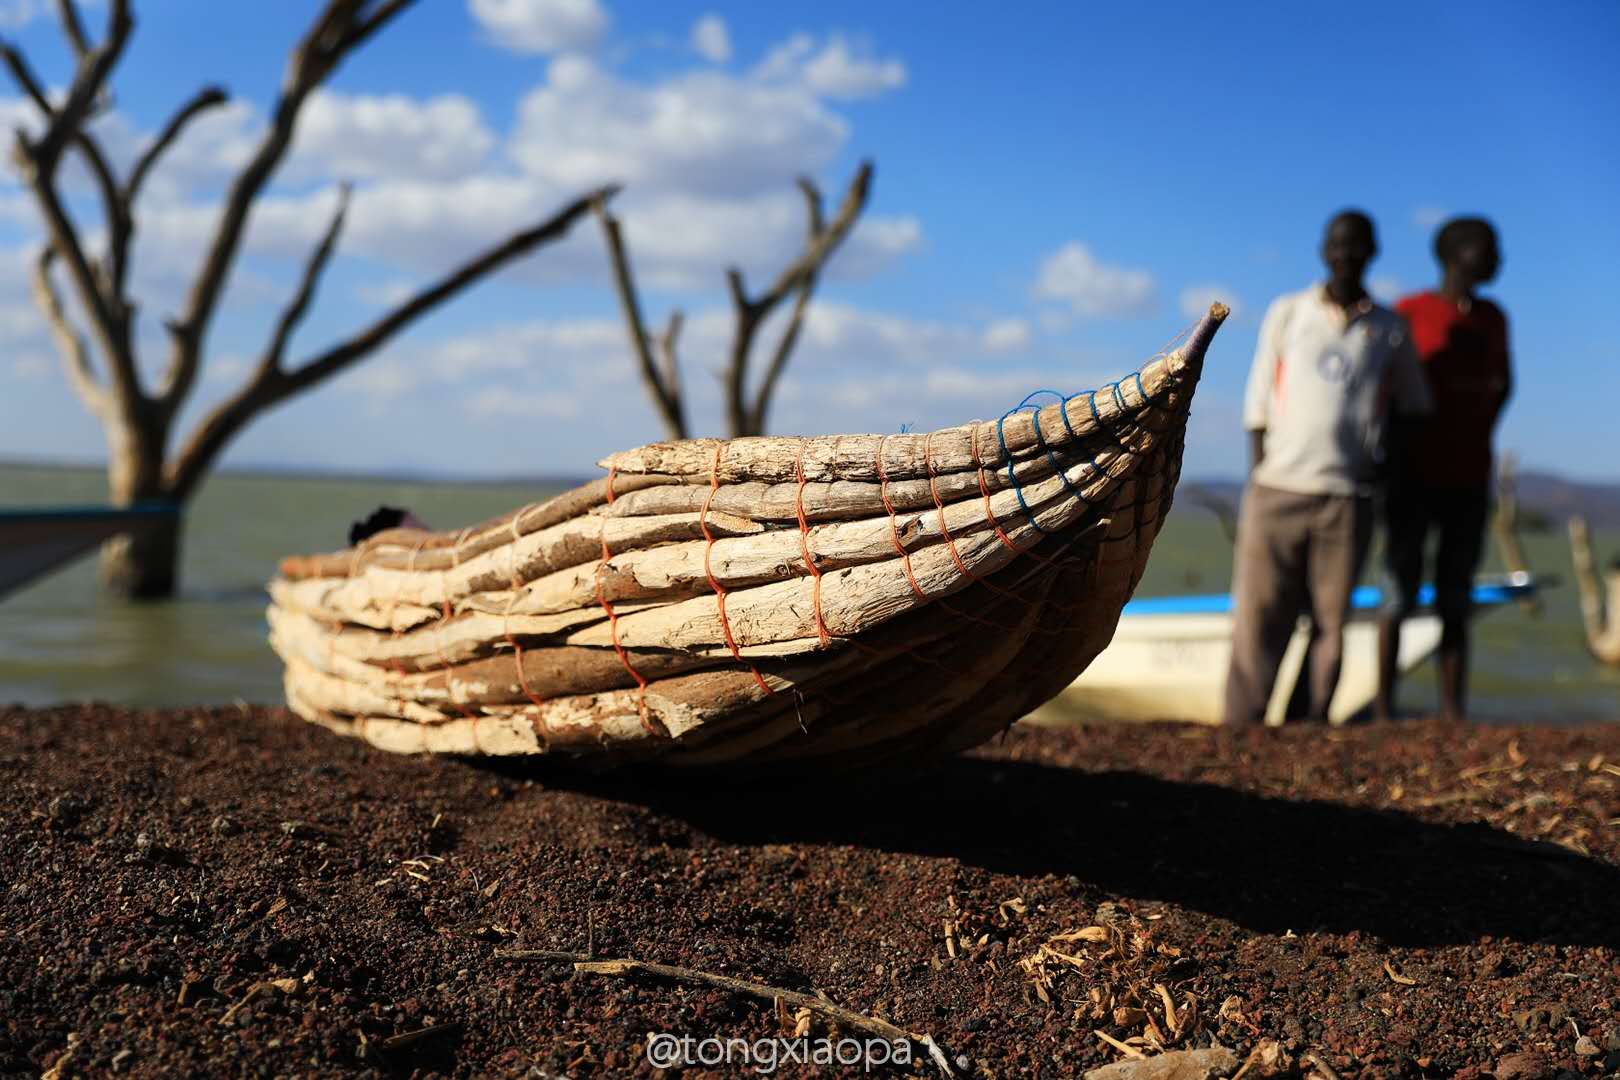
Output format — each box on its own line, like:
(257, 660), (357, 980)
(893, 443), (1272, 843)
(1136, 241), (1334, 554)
(7, 456), (1620, 527)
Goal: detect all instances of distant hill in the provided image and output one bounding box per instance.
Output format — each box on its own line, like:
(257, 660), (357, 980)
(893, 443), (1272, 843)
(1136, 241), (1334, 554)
(1180, 470), (1620, 529)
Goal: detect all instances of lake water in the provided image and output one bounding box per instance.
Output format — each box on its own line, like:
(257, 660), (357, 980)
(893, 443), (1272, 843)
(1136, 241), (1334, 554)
(3, 464), (1616, 723)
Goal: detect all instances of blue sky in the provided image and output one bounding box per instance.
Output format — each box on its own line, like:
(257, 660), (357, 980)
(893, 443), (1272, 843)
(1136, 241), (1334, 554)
(1, 0), (1617, 483)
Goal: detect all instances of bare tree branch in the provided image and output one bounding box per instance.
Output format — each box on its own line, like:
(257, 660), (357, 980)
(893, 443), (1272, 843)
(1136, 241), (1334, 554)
(338, 0), (412, 54)
(594, 198), (686, 439)
(797, 176), (825, 235)
(263, 183), (351, 375)
(0, 35), (125, 275)
(160, 0), (416, 421)
(125, 85), (228, 205)
(28, 0), (130, 169)
(754, 161), (871, 312)
(32, 247), (106, 417)
(3, 1), (142, 407)
(747, 279), (813, 436)
(657, 310), (684, 431)
(166, 186), (613, 500)
(746, 178), (826, 435)
(56, 0), (92, 60)
(722, 161), (872, 436)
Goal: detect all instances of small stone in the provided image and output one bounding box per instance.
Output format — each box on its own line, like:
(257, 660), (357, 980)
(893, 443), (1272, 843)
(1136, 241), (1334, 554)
(210, 815), (240, 836)
(1083, 1046), (1238, 1080)
(955, 1055), (971, 1072)
(133, 832), (154, 856)
(1493, 1050), (1554, 1080)
(47, 795), (86, 826)
(1574, 1036), (1599, 1057)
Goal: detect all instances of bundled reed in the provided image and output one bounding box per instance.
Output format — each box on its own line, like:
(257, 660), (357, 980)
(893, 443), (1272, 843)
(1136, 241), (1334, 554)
(268, 304), (1229, 768)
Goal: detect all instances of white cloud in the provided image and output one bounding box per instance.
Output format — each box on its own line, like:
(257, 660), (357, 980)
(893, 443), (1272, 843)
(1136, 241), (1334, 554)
(344, 302), (1032, 417)
(6, 20), (921, 298)
(288, 92), (496, 181)
(981, 317), (1031, 353)
(1412, 205), (1447, 230)
(510, 54), (847, 197)
(468, 0), (606, 54)
(0, 299), (44, 345)
(754, 33), (906, 100)
(465, 387), (581, 419)
(600, 190), (918, 289)
(1368, 275), (1401, 303)
(1178, 284), (1241, 322)
(355, 279), (419, 308)
(61, 90), (496, 201)
(691, 14), (731, 63)
(129, 168), (919, 303)
(204, 353), (251, 384)
(1034, 242), (1157, 318)
(1036, 308), (1073, 336)
(10, 350), (49, 379)
(0, 0), (54, 29)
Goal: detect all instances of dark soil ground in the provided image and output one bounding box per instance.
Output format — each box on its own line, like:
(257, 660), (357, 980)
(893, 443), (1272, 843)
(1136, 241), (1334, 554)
(3, 704), (1619, 1079)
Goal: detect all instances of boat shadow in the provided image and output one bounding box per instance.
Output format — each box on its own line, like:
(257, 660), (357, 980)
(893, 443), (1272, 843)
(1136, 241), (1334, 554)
(507, 754), (1620, 949)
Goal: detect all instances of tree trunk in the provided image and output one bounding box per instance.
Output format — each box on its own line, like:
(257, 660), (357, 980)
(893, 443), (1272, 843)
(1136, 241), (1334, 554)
(98, 418), (180, 600)
(98, 514), (181, 599)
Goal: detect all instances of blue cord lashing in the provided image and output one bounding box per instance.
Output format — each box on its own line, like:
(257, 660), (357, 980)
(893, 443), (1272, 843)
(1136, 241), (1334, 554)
(994, 367), (1163, 531)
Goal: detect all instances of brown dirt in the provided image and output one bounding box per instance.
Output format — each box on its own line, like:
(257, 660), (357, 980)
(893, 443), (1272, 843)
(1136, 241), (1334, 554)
(2, 703), (1619, 1079)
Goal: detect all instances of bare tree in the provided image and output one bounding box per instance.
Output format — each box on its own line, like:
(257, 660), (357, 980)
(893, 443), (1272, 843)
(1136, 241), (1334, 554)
(1568, 516), (1620, 667)
(2, 0), (611, 598)
(594, 162), (873, 440)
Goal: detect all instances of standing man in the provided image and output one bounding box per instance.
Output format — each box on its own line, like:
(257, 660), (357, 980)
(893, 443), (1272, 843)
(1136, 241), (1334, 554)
(1376, 218), (1511, 723)
(1223, 210), (1432, 726)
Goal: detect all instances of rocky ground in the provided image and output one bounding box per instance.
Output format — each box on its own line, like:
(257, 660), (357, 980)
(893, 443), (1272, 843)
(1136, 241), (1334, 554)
(2, 704), (1618, 1078)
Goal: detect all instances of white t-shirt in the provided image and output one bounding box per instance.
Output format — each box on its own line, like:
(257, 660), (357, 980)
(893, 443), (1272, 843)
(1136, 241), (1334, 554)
(1243, 285), (1433, 496)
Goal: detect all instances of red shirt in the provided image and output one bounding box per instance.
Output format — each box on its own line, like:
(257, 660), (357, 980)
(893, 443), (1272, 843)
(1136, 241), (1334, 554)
(1394, 291), (1512, 490)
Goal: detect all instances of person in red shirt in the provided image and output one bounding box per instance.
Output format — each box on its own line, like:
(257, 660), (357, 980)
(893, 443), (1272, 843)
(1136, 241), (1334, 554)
(1376, 217), (1511, 723)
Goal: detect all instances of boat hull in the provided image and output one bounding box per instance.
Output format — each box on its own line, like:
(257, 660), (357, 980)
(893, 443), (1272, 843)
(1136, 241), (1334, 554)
(1027, 575), (1535, 727)
(1026, 611), (1441, 726)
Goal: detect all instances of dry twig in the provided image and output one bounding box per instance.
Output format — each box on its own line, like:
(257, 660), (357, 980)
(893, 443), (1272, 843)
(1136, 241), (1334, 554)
(498, 950), (956, 1077)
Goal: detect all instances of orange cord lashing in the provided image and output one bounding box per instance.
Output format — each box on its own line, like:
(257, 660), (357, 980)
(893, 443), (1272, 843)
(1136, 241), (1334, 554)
(876, 435), (926, 602)
(383, 534), (430, 683)
(499, 515), (547, 713)
(794, 440), (833, 646)
(438, 527), (487, 725)
(971, 423), (1026, 559)
(927, 429), (993, 589)
(703, 444), (774, 695)
(595, 465), (654, 733)
(921, 429), (1026, 633)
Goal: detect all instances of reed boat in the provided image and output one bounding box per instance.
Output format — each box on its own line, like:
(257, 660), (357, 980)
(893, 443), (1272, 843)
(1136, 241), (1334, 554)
(1026, 573), (1539, 726)
(266, 304), (1229, 768)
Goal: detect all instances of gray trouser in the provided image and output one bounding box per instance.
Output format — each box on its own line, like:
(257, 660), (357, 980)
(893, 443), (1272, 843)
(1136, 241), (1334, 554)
(1222, 483), (1374, 725)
